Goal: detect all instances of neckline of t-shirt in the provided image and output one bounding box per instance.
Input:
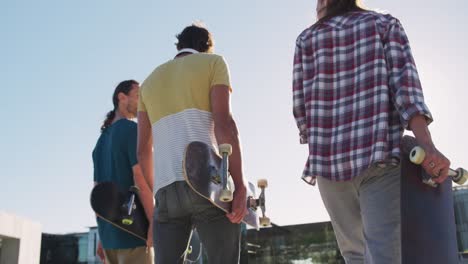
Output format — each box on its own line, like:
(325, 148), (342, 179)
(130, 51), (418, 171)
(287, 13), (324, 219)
(176, 48), (199, 56)
(174, 48), (200, 59)
(108, 118), (131, 129)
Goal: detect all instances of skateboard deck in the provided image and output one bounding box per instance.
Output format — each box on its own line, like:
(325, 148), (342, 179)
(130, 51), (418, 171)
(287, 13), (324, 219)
(400, 135), (459, 263)
(91, 182), (209, 262)
(90, 182), (148, 241)
(183, 141), (269, 230)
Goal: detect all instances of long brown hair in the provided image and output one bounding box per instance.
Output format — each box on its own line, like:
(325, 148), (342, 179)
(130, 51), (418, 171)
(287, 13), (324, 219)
(318, 0), (366, 23)
(100, 80), (139, 132)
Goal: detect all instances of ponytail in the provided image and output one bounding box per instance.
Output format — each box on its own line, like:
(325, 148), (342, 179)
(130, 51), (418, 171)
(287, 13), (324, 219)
(101, 109), (116, 132)
(100, 79), (139, 132)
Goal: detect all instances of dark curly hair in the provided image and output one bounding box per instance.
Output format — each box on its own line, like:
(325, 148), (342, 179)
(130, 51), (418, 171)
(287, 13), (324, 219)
(175, 24), (214, 53)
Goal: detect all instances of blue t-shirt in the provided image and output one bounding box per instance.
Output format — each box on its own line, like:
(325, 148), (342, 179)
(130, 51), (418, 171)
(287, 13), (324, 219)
(92, 119), (145, 249)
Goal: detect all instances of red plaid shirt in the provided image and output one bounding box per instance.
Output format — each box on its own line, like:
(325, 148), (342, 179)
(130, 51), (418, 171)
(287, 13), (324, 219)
(293, 11), (432, 184)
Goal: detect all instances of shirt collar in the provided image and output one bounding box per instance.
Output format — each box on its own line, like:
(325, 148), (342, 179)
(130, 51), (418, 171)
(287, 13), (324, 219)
(176, 48), (200, 56)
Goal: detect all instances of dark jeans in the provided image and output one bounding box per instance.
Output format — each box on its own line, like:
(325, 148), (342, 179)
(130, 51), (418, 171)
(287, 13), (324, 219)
(153, 181), (241, 264)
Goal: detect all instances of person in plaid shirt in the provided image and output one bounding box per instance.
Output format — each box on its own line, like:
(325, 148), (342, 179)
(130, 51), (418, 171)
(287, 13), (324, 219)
(293, 1), (450, 263)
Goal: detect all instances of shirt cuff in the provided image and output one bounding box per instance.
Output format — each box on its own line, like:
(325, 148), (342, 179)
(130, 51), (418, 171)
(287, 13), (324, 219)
(300, 132), (308, 144)
(400, 102), (433, 129)
(298, 123), (308, 144)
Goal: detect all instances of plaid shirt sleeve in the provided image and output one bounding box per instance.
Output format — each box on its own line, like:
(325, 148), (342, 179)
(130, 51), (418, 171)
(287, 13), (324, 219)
(383, 18), (433, 129)
(292, 38), (308, 144)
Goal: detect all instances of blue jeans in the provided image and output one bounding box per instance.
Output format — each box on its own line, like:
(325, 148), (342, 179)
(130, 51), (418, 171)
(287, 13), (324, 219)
(317, 162), (401, 264)
(153, 181), (241, 264)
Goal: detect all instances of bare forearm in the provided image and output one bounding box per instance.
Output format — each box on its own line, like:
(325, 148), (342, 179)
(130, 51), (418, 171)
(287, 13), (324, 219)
(214, 118), (245, 189)
(133, 166), (154, 222)
(138, 149), (154, 189)
(137, 111), (155, 190)
(408, 115), (434, 147)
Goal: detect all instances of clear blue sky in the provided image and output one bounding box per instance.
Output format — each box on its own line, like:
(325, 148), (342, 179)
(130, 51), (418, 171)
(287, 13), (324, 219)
(2, 0), (468, 234)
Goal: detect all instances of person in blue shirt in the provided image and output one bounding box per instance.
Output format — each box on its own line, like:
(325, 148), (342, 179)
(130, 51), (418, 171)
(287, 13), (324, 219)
(92, 80), (154, 264)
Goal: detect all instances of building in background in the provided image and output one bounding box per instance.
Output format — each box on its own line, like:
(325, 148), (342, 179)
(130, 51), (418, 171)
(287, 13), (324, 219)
(39, 222), (342, 264)
(40, 227), (99, 264)
(245, 221), (344, 264)
(0, 212), (42, 264)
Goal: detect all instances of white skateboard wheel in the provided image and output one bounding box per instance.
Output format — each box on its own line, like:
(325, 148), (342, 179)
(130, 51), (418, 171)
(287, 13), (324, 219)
(219, 144), (233, 156)
(455, 168), (468, 185)
(219, 189), (233, 202)
(259, 216), (271, 227)
(257, 179), (268, 188)
(410, 146), (426, 165)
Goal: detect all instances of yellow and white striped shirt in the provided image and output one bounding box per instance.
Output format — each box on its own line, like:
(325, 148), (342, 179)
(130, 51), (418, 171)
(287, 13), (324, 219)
(139, 51), (232, 193)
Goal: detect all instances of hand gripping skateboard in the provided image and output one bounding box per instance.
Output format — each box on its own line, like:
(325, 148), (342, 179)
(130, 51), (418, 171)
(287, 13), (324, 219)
(183, 141), (270, 229)
(400, 135), (460, 263)
(408, 144), (468, 187)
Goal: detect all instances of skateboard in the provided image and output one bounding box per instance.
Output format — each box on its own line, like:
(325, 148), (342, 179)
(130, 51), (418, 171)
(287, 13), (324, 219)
(183, 141), (270, 230)
(91, 182), (203, 259)
(400, 135), (467, 263)
(90, 182), (149, 240)
(184, 229), (203, 263)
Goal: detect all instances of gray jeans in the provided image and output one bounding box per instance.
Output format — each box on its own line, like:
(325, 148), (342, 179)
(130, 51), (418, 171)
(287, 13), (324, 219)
(317, 162), (401, 264)
(153, 181), (241, 264)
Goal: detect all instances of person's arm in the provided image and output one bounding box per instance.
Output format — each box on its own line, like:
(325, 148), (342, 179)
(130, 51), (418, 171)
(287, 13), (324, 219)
(126, 122), (154, 223)
(132, 164), (153, 247)
(383, 18), (432, 129)
(409, 115), (450, 183)
(211, 85), (247, 224)
(137, 111), (154, 195)
(292, 37), (308, 144)
(132, 165), (153, 221)
(137, 111), (154, 245)
(383, 18), (450, 181)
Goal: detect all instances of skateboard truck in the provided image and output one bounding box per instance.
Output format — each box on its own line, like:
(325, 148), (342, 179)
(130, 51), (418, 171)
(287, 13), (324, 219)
(121, 186), (140, 225)
(247, 179), (271, 227)
(410, 146), (468, 187)
(218, 144), (233, 202)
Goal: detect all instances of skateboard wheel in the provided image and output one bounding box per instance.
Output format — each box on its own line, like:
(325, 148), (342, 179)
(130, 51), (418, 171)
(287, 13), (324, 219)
(219, 189), (233, 202)
(186, 245), (193, 254)
(455, 168), (468, 185)
(129, 186), (140, 194)
(410, 146), (426, 165)
(257, 179), (268, 188)
(259, 216), (270, 227)
(219, 144), (233, 156)
(122, 218), (133, 225)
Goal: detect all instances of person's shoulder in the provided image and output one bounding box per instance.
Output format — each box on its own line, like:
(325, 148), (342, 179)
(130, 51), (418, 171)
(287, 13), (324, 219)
(296, 24), (316, 43)
(93, 132), (107, 151)
(144, 59), (175, 79)
(358, 10), (399, 27)
(151, 59), (174, 74)
(140, 60), (171, 90)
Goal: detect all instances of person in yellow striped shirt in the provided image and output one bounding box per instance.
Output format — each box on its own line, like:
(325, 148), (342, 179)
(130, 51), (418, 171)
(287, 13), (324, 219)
(137, 24), (247, 264)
